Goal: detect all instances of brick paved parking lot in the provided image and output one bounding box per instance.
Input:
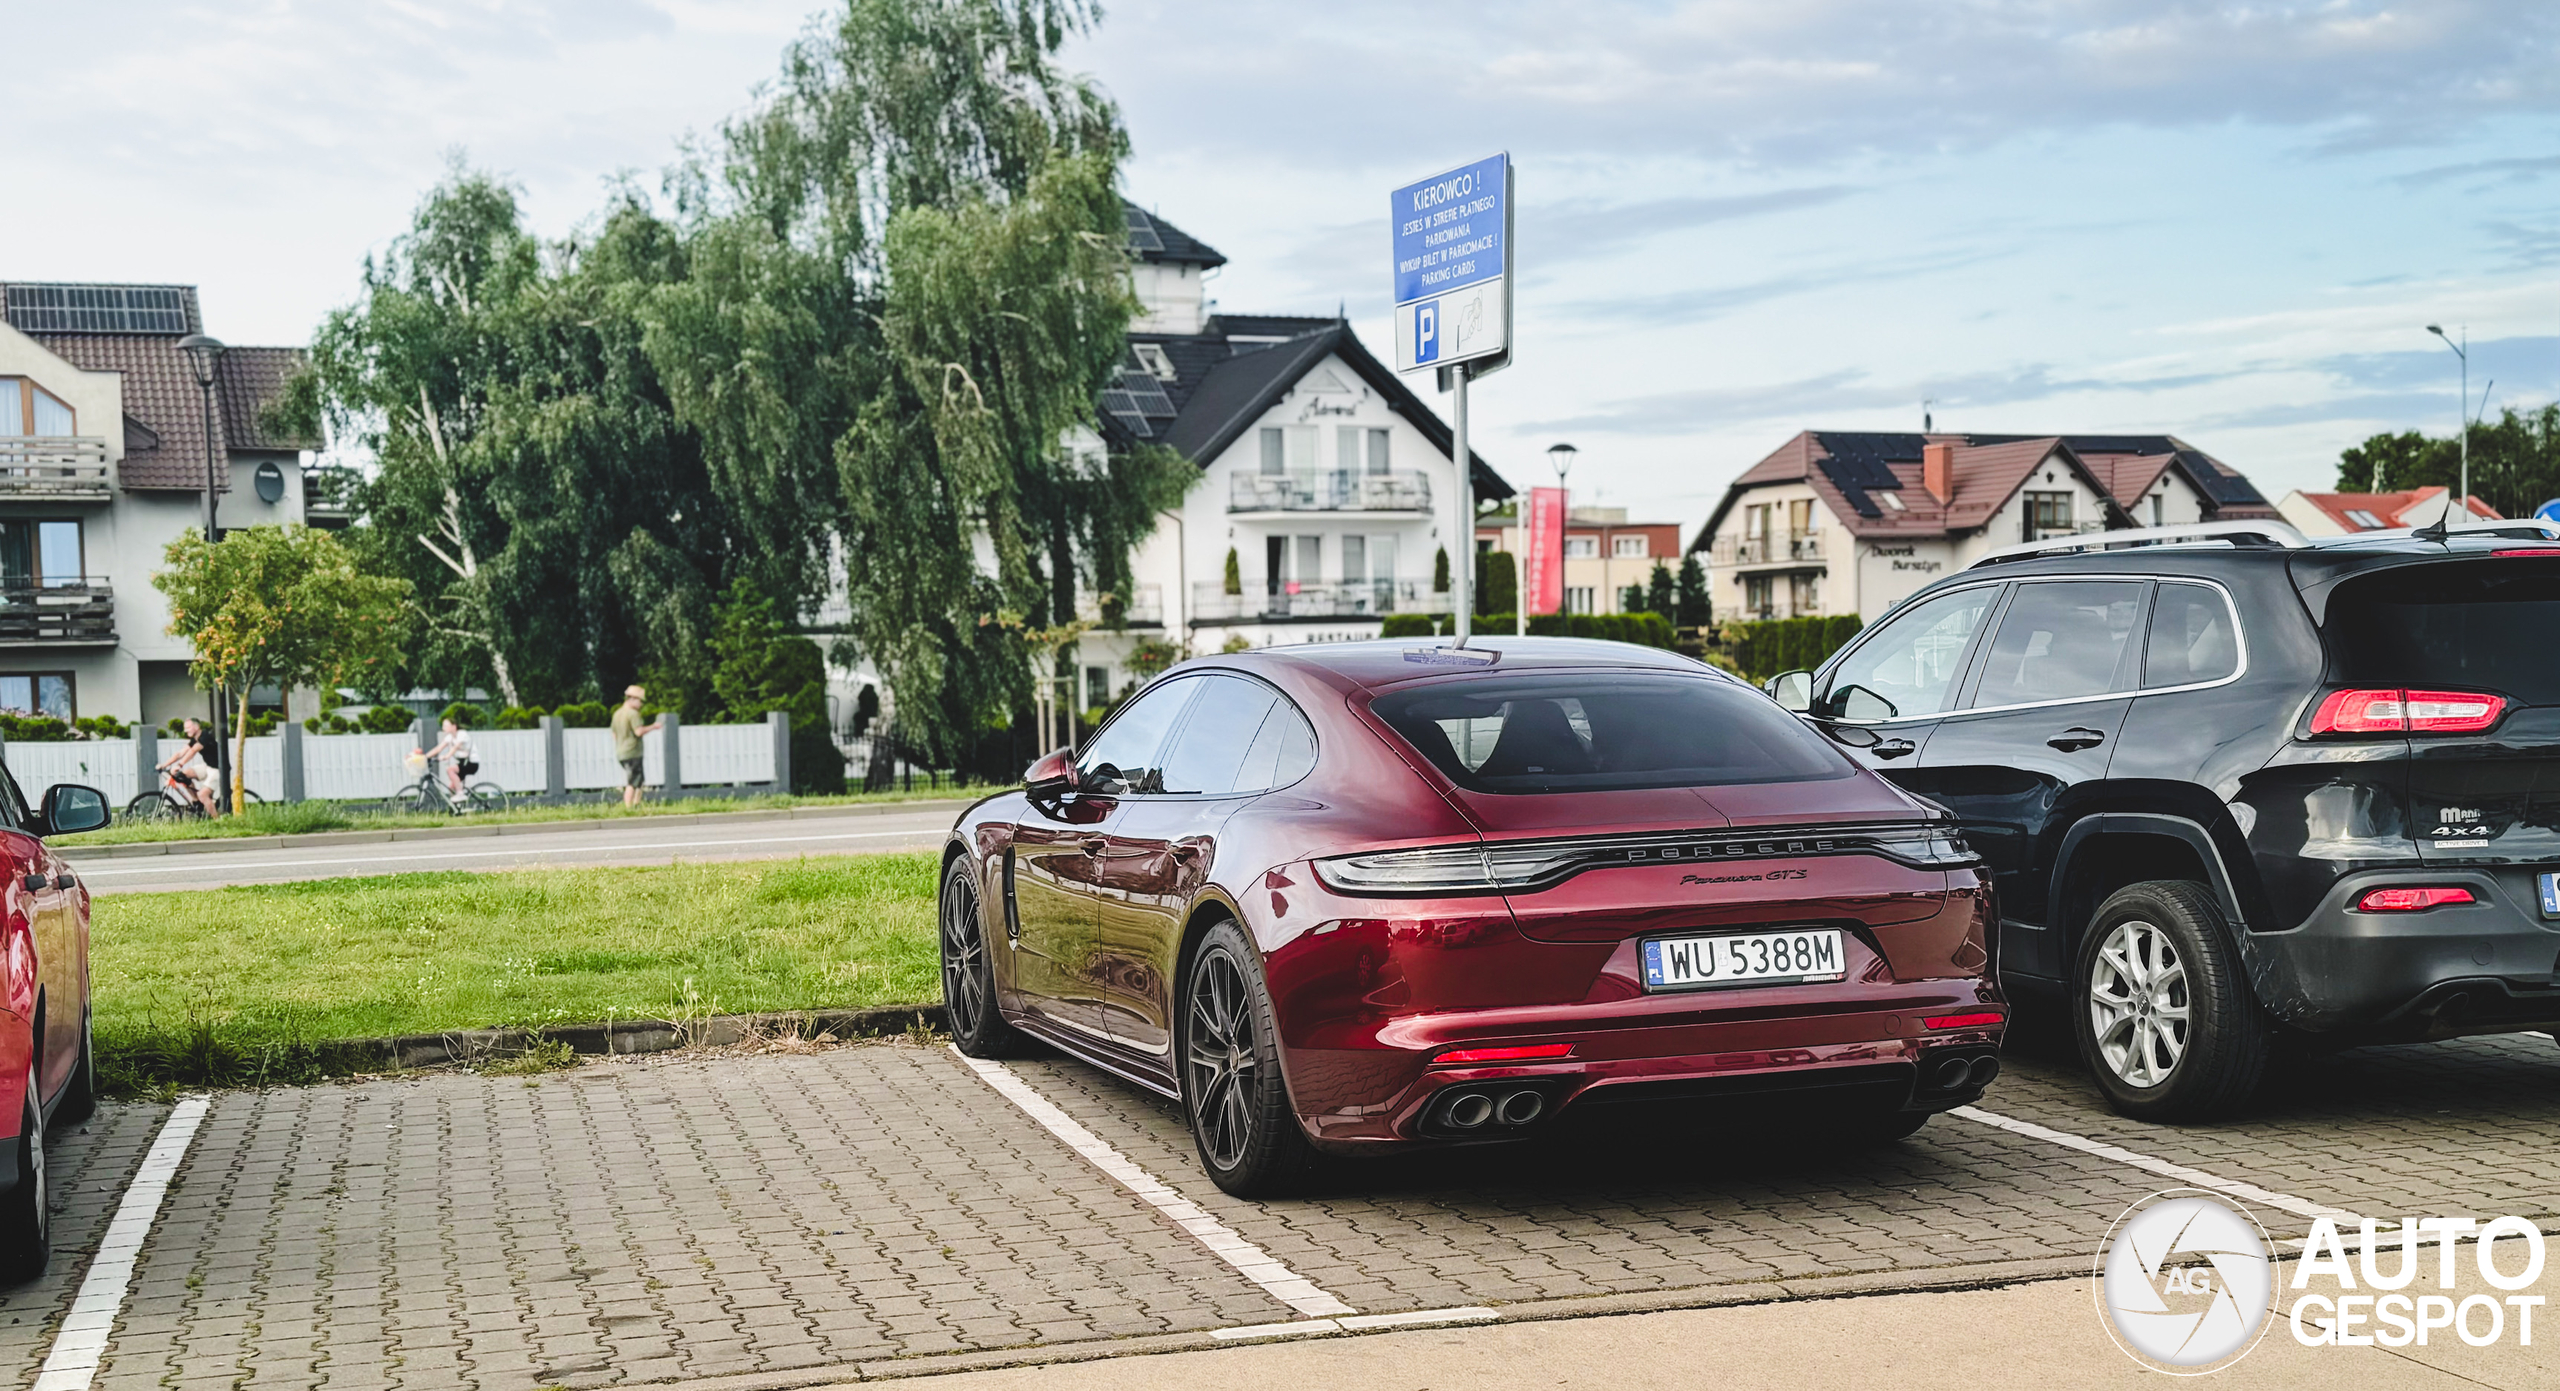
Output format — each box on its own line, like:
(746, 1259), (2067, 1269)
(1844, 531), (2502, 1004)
(1, 1026), (2555, 1389)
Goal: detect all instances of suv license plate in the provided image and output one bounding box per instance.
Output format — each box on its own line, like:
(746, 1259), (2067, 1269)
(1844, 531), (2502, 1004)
(2540, 873), (2560, 918)
(1641, 929), (1847, 992)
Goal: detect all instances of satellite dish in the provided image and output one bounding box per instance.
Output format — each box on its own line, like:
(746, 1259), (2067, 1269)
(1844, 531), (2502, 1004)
(254, 460), (285, 504)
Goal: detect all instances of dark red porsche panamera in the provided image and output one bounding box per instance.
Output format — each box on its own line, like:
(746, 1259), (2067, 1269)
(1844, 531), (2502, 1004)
(939, 638), (2004, 1195)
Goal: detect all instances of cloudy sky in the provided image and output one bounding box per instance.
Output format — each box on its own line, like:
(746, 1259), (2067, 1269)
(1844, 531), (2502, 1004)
(10, 1), (2560, 522)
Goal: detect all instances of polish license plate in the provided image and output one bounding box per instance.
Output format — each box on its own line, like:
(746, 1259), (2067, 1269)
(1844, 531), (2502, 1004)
(2539, 872), (2560, 918)
(1640, 929), (1847, 992)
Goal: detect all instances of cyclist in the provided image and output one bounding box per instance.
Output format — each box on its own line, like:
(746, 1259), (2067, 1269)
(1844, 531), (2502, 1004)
(154, 717), (219, 816)
(423, 717), (478, 801)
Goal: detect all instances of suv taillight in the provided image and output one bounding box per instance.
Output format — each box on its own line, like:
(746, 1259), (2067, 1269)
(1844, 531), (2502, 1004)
(2310, 688), (2506, 736)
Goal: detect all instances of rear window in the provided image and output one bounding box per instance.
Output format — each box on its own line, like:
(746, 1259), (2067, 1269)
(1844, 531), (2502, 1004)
(2328, 559), (2560, 704)
(1369, 672), (1855, 794)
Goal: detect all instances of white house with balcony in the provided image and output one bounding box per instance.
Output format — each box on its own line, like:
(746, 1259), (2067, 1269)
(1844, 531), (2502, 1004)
(1068, 208), (1513, 706)
(0, 282), (317, 725)
(1687, 430), (2277, 624)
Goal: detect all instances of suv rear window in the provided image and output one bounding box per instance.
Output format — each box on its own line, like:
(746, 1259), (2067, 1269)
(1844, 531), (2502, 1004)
(1370, 672), (1855, 794)
(2327, 558), (2560, 703)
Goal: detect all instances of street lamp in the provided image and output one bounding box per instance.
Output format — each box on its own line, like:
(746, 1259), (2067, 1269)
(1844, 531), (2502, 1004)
(1546, 441), (1578, 488)
(176, 333), (228, 804)
(2426, 324), (2470, 528)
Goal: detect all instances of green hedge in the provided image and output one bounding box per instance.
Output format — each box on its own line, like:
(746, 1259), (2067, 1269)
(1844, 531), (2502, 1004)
(1379, 611), (1676, 648)
(1718, 615), (1863, 680)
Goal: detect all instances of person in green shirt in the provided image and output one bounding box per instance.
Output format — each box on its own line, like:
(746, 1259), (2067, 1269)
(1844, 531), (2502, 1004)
(611, 685), (660, 807)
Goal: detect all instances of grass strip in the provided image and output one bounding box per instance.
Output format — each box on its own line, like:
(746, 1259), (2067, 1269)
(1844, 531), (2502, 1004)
(56, 785), (985, 848)
(93, 852), (942, 1093)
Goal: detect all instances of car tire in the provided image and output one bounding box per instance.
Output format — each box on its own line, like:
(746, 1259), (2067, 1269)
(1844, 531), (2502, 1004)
(0, 1063), (48, 1285)
(2073, 880), (2268, 1121)
(1181, 920), (1322, 1198)
(940, 858), (1026, 1059)
(53, 1007), (95, 1128)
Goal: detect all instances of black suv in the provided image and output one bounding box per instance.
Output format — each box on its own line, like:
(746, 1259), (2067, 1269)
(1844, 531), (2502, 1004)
(1765, 520), (2560, 1120)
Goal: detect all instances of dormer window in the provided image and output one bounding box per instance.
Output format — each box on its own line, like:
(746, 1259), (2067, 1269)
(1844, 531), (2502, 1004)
(1133, 343), (1175, 380)
(0, 378), (76, 436)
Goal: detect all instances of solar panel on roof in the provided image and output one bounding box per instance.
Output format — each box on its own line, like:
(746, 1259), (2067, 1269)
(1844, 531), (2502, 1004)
(2, 283), (191, 335)
(1118, 370), (1176, 418)
(1124, 207), (1165, 253)
(1811, 433), (1915, 490)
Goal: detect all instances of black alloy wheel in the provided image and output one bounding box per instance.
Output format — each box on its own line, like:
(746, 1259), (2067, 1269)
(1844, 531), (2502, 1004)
(941, 858), (1024, 1058)
(1181, 920), (1319, 1197)
(0, 1062), (48, 1284)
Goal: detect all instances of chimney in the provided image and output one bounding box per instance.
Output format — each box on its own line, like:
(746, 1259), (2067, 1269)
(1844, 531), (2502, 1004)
(1922, 442), (1955, 505)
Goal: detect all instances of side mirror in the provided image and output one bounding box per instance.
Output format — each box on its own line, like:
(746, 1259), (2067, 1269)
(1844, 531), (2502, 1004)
(1024, 749), (1077, 797)
(1765, 669), (1814, 713)
(39, 783), (109, 837)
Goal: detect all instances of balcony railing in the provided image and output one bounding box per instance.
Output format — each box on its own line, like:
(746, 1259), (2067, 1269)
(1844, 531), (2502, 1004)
(1191, 580), (1454, 622)
(1077, 584), (1164, 627)
(0, 579), (115, 644)
(1712, 531), (1824, 566)
(0, 438), (113, 498)
(2026, 521), (2106, 542)
(1230, 469), (1433, 513)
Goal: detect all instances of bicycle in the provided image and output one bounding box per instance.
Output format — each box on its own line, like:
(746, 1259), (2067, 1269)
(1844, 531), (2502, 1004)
(401, 752), (504, 815)
(122, 767), (260, 822)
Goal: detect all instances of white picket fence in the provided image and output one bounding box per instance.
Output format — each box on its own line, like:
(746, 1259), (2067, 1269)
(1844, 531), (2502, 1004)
(3, 719), (782, 807)
(3, 742), (137, 806)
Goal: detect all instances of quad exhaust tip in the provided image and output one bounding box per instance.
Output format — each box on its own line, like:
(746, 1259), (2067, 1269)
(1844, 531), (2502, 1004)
(1439, 1088), (1547, 1132)
(1928, 1054), (2002, 1092)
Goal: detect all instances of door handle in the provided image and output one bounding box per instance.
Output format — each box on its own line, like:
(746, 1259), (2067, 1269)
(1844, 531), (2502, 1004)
(1079, 836), (1108, 856)
(2048, 728), (2107, 752)
(1872, 739), (1917, 761)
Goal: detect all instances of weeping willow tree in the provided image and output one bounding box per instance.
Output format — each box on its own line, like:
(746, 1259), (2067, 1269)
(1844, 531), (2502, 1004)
(659, 0), (1193, 760)
(311, 1), (1188, 747)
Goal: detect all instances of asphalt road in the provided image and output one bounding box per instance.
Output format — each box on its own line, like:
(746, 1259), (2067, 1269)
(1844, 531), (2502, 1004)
(62, 802), (967, 892)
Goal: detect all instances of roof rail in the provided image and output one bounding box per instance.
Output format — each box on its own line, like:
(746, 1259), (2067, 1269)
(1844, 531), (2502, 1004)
(1968, 520), (2310, 569)
(2307, 519), (2560, 546)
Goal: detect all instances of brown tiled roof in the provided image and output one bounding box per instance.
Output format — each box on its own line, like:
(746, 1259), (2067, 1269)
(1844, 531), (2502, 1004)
(2294, 486), (2501, 531)
(216, 347), (317, 451)
(35, 332), (230, 490)
(1694, 431), (2128, 547)
(2078, 451), (2175, 506)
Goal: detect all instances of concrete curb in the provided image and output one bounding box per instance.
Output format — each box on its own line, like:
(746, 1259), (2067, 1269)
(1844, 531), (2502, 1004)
(64, 798), (975, 861)
(644, 1254), (2094, 1388)
(363, 1002), (953, 1071)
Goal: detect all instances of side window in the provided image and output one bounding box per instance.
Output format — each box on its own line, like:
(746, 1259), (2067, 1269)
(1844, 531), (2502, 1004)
(0, 766), (28, 831)
(1078, 676), (1200, 795)
(1232, 691), (1318, 791)
(2144, 582), (2240, 688)
(1821, 585), (1999, 721)
(1969, 580), (2146, 708)
(1157, 675), (1281, 795)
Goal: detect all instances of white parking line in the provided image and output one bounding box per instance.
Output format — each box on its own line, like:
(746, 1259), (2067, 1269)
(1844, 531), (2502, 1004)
(1209, 1307), (1497, 1341)
(34, 1097), (210, 1391)
(949, 1050), (1358, 1318)
(71, 826), (939, 879)
(1951, 1105), (2358, 1222)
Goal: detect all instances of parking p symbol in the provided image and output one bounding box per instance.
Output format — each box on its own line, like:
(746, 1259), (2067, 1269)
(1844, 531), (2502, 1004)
(1414, 302), (1438, 364)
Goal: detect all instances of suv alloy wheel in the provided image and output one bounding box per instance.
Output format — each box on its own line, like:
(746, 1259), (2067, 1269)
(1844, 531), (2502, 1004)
(2073, 881), (2268, 1120)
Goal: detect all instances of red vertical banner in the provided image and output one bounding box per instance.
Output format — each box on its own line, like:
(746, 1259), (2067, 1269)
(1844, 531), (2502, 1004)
(1524, 486), (1566, 615)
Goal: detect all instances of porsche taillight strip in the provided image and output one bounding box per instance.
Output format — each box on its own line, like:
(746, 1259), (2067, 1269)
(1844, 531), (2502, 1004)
(1313, 821), (1979, 896)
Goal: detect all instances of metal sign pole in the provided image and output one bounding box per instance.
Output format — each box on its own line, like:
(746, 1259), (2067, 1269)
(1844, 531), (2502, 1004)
(1453, 362), (1471, 646)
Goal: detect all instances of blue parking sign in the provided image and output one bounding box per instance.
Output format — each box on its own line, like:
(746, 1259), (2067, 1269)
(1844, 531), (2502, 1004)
(1413, 301), (1438, 364)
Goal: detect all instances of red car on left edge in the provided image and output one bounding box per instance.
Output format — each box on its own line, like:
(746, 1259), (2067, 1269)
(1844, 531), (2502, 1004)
(0, 774), (111, 1282)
